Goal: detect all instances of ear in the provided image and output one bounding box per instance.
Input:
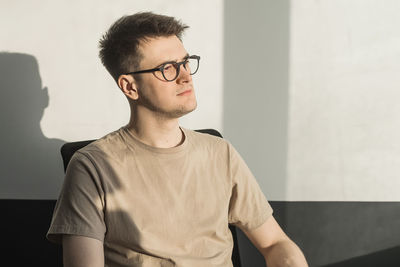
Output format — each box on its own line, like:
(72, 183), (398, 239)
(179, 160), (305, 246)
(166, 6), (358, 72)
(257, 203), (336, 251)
(118, 74), (139, 100)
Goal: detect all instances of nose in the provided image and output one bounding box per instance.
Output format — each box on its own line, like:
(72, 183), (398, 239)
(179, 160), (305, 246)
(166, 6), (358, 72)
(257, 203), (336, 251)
(176, 63), (191, 84)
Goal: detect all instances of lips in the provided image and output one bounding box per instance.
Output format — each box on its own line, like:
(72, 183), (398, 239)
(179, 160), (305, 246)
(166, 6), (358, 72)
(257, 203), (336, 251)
(177, 89), (192, 96)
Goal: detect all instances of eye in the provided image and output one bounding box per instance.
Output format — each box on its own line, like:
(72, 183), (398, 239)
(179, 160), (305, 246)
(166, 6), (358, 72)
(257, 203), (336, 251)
(163, 63), (174, 71)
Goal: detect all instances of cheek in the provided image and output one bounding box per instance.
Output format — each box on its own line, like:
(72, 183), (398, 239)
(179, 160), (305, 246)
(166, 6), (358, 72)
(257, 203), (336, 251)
(139, 80), (175, 103)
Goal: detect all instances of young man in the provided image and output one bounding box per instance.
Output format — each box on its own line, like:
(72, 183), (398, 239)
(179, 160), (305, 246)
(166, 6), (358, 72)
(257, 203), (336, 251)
(47, 12), (308, 267)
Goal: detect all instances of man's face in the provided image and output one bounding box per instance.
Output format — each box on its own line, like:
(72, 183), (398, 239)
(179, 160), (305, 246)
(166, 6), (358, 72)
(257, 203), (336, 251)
(134, 35), (197, 119)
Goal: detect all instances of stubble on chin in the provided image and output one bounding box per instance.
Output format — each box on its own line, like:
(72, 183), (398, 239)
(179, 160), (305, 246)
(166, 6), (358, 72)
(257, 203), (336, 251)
(137, 95), (197, 119)
(163, 97), (197, 119)
(175, 100), (197, 118)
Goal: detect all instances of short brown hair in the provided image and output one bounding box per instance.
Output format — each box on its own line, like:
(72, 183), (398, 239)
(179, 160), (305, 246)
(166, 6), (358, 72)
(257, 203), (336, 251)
(99, 12), (189, 82)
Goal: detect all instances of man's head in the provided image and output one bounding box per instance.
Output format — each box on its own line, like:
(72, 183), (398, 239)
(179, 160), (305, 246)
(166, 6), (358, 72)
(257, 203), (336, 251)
(99, 12), (198, 119)
(99, 12), (188, 82)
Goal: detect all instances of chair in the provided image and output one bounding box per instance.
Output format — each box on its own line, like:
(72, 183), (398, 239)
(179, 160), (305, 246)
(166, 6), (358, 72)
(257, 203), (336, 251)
(60, 128), (242, 267)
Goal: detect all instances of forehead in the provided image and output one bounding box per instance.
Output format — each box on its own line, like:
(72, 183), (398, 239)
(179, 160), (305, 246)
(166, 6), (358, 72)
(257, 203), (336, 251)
(138, 35), (188, 68)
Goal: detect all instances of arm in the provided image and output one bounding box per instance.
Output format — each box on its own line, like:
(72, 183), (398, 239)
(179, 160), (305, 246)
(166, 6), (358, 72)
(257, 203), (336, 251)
(243, 216), (308, 267)
(62, 235), (104, 267)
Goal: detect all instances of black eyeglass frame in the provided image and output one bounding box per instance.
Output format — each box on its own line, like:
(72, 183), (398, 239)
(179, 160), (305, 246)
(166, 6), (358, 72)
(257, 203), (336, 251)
(124, 55), (200, 82)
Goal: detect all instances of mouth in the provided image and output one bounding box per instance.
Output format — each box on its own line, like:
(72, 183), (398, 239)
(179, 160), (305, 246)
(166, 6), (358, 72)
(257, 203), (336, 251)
(177, 89), (193, 96)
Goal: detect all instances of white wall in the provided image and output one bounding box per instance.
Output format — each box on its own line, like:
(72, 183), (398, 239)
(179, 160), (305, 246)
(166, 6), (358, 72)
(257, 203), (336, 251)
(0, 0), (223, 199)
(287, 0), (400, 201)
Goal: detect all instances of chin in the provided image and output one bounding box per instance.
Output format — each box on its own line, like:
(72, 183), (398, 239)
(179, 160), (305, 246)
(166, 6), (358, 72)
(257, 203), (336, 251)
(171, 102), (197, 118)
(186, 100), (198, 114)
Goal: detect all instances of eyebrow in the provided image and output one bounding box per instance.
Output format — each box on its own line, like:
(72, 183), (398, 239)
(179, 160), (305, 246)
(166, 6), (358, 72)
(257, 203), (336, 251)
(156, 53), (190, 67)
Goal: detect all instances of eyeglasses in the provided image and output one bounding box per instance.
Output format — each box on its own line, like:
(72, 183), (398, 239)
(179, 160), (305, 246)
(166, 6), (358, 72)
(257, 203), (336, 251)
(125, 55), (200, 82)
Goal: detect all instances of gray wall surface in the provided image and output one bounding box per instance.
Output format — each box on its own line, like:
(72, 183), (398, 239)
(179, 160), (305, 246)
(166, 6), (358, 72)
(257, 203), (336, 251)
(223, 0), (290, 201)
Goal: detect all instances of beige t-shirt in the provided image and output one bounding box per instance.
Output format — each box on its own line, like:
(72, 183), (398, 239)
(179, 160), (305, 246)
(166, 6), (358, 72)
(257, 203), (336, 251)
(47, 127), (273, 266)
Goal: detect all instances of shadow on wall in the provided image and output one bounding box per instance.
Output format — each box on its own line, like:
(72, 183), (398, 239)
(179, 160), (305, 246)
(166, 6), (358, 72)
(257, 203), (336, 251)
(0, 52), (65, 199)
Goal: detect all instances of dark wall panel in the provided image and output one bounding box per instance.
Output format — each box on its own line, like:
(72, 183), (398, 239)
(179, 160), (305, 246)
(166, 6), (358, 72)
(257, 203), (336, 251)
(1, 200), (62, 267)
(271, 202), (400, 266)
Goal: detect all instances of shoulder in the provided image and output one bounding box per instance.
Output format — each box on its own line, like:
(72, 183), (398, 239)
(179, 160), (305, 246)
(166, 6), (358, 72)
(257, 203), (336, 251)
(183, 128), (234, 154)
(185, 129), (248, 166)
(75, 128), (128, 161)
(184, 128), (225, 144)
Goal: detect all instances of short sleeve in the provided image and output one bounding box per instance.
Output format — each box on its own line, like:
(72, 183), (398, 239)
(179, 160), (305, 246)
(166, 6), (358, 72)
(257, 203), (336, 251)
(227, 143), (273, 231)
(47, 152), (106, 244)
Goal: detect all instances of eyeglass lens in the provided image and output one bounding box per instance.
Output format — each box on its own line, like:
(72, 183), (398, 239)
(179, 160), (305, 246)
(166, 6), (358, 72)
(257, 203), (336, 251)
(162, 57), (199, 81)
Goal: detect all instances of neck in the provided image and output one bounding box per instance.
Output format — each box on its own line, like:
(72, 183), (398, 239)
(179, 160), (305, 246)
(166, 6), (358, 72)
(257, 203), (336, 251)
(126, 106), (184, 148)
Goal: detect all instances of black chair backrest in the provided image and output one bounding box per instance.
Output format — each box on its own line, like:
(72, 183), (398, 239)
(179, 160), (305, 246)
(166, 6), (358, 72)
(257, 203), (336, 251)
(60, 128), (241, 267)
